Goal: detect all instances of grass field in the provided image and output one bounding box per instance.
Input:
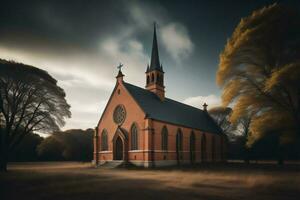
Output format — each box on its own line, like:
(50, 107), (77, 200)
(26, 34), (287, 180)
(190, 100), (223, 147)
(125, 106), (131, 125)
(1, 162), (300, 200)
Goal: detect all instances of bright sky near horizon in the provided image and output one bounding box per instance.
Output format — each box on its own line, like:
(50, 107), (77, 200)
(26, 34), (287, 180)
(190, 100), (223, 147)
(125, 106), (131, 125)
(1, 0), (299, 132)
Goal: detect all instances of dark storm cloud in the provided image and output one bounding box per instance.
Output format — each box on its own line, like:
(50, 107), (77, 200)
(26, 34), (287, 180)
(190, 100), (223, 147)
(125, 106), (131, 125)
(0, 0), (126, 52)
(1, 0), (300, 130)
(0, 0), (170, 54)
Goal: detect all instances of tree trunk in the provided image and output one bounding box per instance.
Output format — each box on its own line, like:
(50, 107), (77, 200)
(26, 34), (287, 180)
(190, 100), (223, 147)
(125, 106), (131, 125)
(0, 148), (8, 172)
(278, 145), (284, 165)
(0, 127), (8, 171)
(244, 148), (250, 164)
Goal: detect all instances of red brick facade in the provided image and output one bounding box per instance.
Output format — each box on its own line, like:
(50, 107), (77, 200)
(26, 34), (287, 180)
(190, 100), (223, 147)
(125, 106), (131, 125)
(93, 75), (227, 167)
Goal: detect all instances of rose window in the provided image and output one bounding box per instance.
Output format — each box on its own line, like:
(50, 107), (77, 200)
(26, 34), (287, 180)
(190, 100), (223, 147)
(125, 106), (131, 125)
(113, 105), (126, 125)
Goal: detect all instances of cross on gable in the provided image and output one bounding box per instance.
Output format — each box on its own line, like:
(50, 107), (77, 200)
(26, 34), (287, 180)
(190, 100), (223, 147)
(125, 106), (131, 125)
(117, 63), (123, 71)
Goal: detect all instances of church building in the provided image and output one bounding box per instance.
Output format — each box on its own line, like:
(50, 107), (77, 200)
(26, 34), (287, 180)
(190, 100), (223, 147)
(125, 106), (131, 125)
(93, 25), (226, 167)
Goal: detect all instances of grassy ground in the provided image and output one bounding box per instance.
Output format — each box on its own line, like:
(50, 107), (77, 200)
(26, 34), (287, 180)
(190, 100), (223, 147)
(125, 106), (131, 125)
(1, 162), (300, 200)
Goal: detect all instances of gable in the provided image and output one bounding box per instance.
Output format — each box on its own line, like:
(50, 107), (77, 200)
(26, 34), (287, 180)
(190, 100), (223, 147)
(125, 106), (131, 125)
(97, 81), (146, 134)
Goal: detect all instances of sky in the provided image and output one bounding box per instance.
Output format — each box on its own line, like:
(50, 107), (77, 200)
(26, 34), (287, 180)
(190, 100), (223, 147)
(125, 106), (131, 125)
(1, 0), (299, 131)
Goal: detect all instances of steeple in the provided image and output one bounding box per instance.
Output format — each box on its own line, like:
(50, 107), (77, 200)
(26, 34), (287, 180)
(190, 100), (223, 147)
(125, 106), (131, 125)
(149, 23), (163, 72)
(145, 23), (165, 101)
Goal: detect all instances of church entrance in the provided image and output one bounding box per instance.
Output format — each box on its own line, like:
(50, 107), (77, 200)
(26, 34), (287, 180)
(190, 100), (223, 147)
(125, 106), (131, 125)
(115, 136), (123, 160)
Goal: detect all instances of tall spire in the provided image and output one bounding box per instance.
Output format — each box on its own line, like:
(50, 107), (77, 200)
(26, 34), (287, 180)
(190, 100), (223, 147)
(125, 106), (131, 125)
(146, 22), (165, 101)
(149, 23), (162, 72)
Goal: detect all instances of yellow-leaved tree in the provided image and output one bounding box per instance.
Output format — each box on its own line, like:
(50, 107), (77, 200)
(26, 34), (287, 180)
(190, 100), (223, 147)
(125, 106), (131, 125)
(217, 4), (300, 164)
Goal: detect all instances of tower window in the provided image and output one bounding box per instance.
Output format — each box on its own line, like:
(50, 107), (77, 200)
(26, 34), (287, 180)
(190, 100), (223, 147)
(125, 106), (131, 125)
(147, 75), (150, 84)
(151, 74), (155, 82)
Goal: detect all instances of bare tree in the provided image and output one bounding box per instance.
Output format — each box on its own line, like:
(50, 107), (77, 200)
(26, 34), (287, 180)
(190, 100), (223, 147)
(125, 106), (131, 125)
(234, 114), (253, 163)
(0, 59), (71, 171)
(208, 106), (233, 140)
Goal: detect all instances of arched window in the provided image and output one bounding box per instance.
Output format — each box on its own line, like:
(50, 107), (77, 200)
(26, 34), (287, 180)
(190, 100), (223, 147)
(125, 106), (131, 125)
(220, 136), (226, 161)
(131, 123), (138, 150)
(101, 129), (108, 151)
(161, 126), (168, 151)
(176, 129), (183, 151)
(201, 133), (206, 162)
(190, 131), (196, 163)
(212, 136), (216, 162)
(147, 75), (150, 84)
(176, 129), (183, 163)
(151, 73), (155, 82)
(156, 74), (160, 83)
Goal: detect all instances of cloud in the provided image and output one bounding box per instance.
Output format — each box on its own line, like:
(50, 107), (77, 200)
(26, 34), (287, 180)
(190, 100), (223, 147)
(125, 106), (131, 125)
(63, 100), (107, 130)
(99, 35), (148, 87)
(161, 23), (194, 62)
(0, 17), (149, 131)
(0, 1), (198, 132)
(183, 94), (221, 109)
(127, 1), (167, 30)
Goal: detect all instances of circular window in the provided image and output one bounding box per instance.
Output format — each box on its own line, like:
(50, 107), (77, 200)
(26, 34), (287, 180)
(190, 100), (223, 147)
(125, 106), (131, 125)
(113, 105), (126, 125)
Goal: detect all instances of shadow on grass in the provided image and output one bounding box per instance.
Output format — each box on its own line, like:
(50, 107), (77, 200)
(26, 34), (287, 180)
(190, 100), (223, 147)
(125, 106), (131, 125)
(122, 162), (300, 173)
(1, 162), (300, 200)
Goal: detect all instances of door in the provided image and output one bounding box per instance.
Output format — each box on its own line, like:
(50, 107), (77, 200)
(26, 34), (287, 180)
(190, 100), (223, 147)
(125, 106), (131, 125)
(115, 137), (123, 160)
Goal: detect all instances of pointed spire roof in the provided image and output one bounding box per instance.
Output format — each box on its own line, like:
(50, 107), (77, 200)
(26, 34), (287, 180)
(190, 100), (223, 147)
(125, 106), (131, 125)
(149, 23), (163, 72)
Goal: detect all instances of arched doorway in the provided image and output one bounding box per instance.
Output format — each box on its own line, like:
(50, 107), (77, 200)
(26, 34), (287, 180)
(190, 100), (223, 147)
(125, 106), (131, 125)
(201, 134), (206, 162)
(112, 128), (128, 162)
(190, 131), (196, 164)
(115, 136), (123, 160)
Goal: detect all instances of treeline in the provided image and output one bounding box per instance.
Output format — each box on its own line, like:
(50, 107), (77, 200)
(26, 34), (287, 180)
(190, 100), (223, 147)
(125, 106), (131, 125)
(209, 106), (300, 161)
(9, 129), (93, 162)
(227, 133), (300, 161)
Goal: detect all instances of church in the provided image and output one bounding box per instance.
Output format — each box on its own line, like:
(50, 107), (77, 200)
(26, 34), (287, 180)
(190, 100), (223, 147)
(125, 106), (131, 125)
(93, 25), (226, 167)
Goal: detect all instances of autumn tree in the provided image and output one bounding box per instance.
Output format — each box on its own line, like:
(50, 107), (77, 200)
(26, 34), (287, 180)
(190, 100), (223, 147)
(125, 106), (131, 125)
(0, 59), (71, 171)
(217, 4), (300, 164)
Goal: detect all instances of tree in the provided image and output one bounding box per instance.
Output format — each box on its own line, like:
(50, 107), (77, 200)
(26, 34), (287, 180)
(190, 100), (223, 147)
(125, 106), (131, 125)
(0, 59), (71, 171)
(37, 136), (65, 161)
(9, 133), (44, 162)
(232, 114), (253, 163)
(217, 4), (300, 164)
(208, 106), (233, 139)
(37, 129), (93, 161)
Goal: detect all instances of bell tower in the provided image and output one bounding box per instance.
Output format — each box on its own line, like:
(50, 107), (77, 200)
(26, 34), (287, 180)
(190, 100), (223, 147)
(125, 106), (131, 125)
(146, 23), (165, 101)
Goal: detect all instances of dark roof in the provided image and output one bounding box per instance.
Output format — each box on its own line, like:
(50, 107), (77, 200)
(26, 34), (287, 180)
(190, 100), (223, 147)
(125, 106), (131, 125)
(123, 82), (222, 135)
(148, 23), (163, 72)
